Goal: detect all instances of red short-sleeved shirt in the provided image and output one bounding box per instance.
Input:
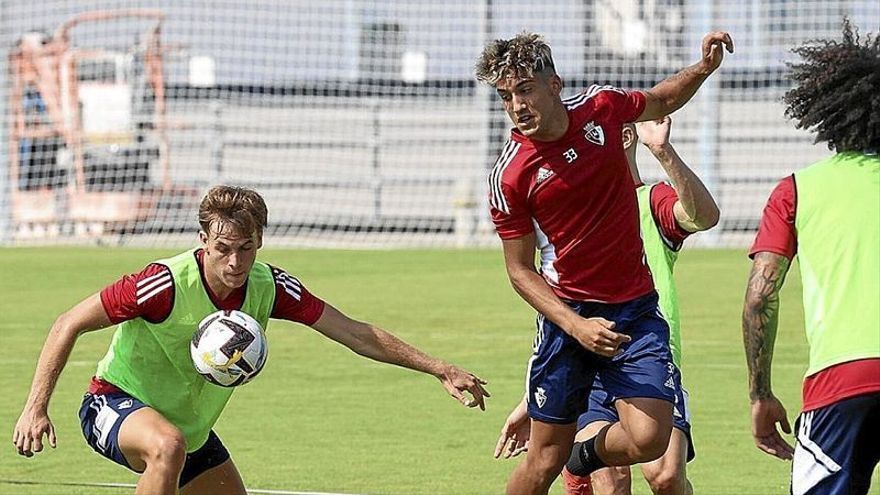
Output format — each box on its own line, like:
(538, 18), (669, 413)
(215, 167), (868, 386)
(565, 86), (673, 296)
(647, 181), (692, 249)
(489, 85), (653, 303)
(749, 175), (797, 260)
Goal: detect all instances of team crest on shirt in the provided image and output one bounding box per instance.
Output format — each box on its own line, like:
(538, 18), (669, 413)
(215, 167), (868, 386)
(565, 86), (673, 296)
(583, 121), (605, 146)
(536, 167), (554, 184)
(534, 387), (547, 408)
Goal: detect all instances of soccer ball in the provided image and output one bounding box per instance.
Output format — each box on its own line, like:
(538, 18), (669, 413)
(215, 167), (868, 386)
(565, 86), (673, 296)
(191, 310), (268, 387)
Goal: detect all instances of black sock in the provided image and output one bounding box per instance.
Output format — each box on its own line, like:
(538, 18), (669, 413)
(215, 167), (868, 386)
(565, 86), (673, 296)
(565, 437), (609, 476)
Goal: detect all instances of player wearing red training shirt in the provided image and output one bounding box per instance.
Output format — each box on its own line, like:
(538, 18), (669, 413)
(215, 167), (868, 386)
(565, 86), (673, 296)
(476, 30), (732, 495)
(495, 119), (720, 495)
(13, 186), (489, 495)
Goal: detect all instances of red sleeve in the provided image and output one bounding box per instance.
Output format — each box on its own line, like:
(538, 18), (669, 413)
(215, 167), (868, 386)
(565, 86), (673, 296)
(749, 175), (798, 259)
(490, 178), (533, 239)
(649, 182), (691, 250)
(269, 266), (326, 325)
(99, 264), (174, 324)
(586, 85), (646, 123)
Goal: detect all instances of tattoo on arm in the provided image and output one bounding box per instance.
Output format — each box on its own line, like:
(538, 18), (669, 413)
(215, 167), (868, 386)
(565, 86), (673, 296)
(643, 64), (709, 119)
(742, 252), (791, 401)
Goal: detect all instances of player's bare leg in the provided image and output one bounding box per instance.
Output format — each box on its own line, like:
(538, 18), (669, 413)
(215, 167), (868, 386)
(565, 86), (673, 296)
(597, 398), (673, 465)
(180, 459), (248, 495)
(639, 428), (692, 495)
(568, 398), (673, 479)
(507, 420), (576, 495)
(565, 420), (631, 495)
(117, 407), (187, 495)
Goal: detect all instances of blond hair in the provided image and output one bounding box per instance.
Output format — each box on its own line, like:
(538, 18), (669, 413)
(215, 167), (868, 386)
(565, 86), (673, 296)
(475, 31), (556, 86)
(198, 185), (268, 240)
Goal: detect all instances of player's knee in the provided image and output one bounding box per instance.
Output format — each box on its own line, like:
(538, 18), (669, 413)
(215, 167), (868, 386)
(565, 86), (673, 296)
(629, 427), (671, 463)
(527, 448), (568, 480)
(143, 430), (187, 470)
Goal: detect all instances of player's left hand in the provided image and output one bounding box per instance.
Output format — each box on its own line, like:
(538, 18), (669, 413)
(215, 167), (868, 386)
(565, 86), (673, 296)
(636, 116), (672, 150)
(438, 365), (490, 410)
(699, 31), (734, 74)
(750, 395), (794, 460)
(494, 398), (530, 459)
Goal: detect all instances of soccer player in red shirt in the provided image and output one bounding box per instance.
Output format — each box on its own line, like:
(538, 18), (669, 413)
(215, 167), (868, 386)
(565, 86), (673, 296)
(13, 186), (489, 495)
(494, 118), (719, 495)
(475, 31), (732, 494)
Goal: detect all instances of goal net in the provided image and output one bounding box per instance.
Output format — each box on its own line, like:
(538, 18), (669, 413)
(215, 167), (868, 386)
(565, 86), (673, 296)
(1, 0), (877, 247)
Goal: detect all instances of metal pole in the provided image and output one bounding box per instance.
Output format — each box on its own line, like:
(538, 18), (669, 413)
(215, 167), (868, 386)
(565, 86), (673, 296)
(371, 98), (382, 223)
(474, 0), (494, 245)
(0, 1), (10, 244)
(210, 100), (224, 182)
(695, 0), (721, 246)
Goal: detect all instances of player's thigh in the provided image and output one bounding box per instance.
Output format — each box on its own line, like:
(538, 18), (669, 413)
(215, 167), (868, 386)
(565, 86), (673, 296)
(639, 427), (688, 485)
(575, 378), (619, 443)
(614, 397), (673, 448)
(180, 458), (247, 495)
(117, 407), (186, 472)
(526, 311), (597, 424)
(525, 420), (577, 473)
(599, 296), (676, 435)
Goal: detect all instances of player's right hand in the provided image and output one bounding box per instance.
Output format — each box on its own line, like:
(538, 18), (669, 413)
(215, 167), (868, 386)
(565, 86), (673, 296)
(437, 365), (490, 411)
(12, 407), (56, 457)
(570, 317), (631, 357)
(750, 395), (794, 461)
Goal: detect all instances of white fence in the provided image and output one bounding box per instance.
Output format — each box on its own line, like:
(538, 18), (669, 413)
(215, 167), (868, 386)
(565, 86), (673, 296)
(1, 0), (877, 247)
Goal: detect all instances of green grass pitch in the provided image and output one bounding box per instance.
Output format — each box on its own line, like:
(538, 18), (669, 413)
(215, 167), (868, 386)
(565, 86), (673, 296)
(0, 247), (875, 494)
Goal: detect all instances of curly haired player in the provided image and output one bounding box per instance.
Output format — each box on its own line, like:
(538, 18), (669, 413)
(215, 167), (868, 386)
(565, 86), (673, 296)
(743, 18), (880, 495)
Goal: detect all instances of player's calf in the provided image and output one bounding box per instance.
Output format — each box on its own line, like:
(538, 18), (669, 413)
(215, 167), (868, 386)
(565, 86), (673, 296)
(644, 470), (688, 495)
(638, 423), (692, 495)
(588, 466), (632, 495)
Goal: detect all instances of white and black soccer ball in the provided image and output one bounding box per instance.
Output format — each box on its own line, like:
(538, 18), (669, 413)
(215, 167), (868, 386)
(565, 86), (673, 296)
(191, 310), (268, 387)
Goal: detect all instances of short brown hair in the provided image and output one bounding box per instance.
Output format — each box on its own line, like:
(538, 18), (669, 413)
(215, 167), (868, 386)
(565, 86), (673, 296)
(475, 31), (556, 86)
(198, 185), (268, 240)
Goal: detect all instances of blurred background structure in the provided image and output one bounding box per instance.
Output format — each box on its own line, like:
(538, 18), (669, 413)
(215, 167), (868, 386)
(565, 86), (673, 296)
(1, 0), (878, 247)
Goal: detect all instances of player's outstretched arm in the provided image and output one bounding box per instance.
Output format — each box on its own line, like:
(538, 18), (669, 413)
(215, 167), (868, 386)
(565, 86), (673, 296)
(13, 293), (113, 457)
(639, 31), (734, 122)
(502, 234), (630, 357)
(310, 304), (490, 409)
(636, 117), (720, 232)
(742, 252), (794, 461)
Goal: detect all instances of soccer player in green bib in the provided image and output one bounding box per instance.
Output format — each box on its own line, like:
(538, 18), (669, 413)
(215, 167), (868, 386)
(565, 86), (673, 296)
(495, 117), (720, 495)
(742, 19), (880, 495)
(13, 185), (489, 495)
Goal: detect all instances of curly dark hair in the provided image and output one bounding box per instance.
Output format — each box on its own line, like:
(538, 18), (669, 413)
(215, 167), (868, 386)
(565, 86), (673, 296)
(474, 31), (556, 86)
(783, 18), (879, 153)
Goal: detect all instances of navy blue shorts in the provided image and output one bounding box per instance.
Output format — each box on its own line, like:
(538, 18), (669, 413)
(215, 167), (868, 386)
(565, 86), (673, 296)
(525, 291), (675, 424)
(577, 365), (695, 461)
(79, 389), (231, 487)
(790, 393), (880, 495)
